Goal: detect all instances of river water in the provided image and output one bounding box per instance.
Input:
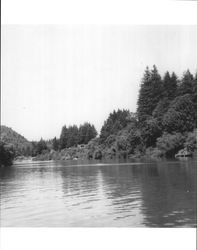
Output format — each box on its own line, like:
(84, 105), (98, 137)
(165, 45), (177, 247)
(0, 159), (196, 227)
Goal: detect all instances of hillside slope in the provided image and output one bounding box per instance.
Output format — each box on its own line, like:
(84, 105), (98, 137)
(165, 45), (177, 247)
(0, 125), (32, 156)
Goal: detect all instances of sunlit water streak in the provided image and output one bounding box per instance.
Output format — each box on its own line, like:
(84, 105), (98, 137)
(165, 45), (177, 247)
(0, 159), (196, 227)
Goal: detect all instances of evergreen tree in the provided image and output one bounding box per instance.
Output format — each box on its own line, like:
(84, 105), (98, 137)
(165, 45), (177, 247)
(137, 65), (163, 123)
(177, 70), (193, 96)
(79, 123), (97, 144)
(100, 109), (130, 142)
(36, 138), (48, 154)
(137, 66), (151, 122)
(192, 72), (197, 126)
(60, 125), (69, 149)
(192, 72), (197, 102)
(66, 125), (79, 147)
(52, 137), (59, 151)
(163, 71), (177, 99)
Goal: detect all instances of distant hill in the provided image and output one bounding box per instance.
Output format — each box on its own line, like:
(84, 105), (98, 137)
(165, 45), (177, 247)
(0, 125), (32, 156)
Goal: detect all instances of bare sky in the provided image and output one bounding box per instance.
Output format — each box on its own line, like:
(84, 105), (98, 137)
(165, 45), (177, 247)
(2, 25), (197, 140)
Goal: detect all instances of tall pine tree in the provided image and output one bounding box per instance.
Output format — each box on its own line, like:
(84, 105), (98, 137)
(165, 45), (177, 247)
(163, 71), (177, 99)
(60, 125), (69, 149)
(137, 65), (163, 123)
(177, 70), (193, 96)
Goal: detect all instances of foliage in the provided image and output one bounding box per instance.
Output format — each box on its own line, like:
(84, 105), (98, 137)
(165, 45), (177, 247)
(36, 138), (48, 154)
(163, 94), (196, 133)
(60, 123), (97, 149)
(0, 142), (15, 166)
(86, 138), (101, 159)
(163, 71), (178, 99)
(137, 65), (163, 123)
(0, 125), (32, 156)
(66, 125), (79, 148)
(97, 66), (197, 159)
(128, 128), (144, 154)
(100, 109), (131, 142)
(152, 97), (170, 123)
(31, 139), (48, 156)
(156, 132), (186, 157)
(184, 131), (197, 152)
(2, 66), (197, 160)
(177, 70), (193, 96)
(78, 123), (97, 144)
(60, 125), (69, 149)
(192, 73), (197, 102)
(140, 117), (162, 147)
(52, 137), (59, 151)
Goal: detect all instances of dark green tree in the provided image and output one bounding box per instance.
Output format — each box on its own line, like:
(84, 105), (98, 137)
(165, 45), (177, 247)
(100, 109), (130, 142)
(177, 70), (193, 96)
(163, 94), (196, 133)
(137, 65), (163, 123)
(128, 129), (144, 154)
(52, 137), (59, 151)
(140, 117), (162, 147)
(60, 125), (69, 149)
(152, 97), (170, 123)
(192, 72), (197, 102)
(163, 71), (177, 99)
(0, 142), (15, 167)
(79, 123), (97, 144)
(66, 125), (79, 147)
(36, 138), (48, 154)
(156, 132), (185, 158)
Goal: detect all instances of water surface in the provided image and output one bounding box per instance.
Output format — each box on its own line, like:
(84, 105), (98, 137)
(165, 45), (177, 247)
(0, 159), (196, 227)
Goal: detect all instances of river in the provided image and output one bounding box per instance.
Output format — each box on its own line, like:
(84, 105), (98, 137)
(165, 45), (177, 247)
(0, 159), (196, 227)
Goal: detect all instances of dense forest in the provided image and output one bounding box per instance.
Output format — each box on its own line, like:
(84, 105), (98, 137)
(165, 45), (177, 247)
(98, 66), (197, 159)
(1, 66), (197, 165)
(0, 126), (31, 166)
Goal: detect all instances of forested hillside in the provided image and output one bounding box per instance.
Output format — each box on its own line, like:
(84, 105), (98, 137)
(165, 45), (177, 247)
(0, 125), (32, 156)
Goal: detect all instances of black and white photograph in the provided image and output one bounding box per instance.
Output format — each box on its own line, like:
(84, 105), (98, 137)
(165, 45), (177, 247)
(0, 0), (197, 249)
(1, 24), (197, 227)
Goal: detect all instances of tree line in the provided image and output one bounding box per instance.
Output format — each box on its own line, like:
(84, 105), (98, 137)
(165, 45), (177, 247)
(30, 122), (97, 156)
(98, 66), (197, 158)
(1, 65), (197, 165)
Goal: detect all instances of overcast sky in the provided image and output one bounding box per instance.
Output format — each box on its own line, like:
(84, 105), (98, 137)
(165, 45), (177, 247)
(2, 25), (197, 140)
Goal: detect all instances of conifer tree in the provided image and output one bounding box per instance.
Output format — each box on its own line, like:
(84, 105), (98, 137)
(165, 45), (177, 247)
(177, 70), (193, 96)
(52, 137), (59, 151)
(163, 71), (177, 99)
(60, 125), (69, 149)
(78, 123), (97, 144)
(66, 125), (79, 147)
(192, 72), (197, 126)
(137, 65), (163, 123)
(192, 72), (197, 102)
(100, 109), (130, 142)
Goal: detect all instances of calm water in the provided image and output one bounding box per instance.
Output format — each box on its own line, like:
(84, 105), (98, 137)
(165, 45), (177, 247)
(0, 159), (196, 227)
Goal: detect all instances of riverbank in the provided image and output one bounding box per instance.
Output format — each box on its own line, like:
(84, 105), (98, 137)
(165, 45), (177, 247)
(31, 140), (197, 162)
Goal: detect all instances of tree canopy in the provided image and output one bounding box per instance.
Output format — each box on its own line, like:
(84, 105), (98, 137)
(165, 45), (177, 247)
(137, 65), (163, 123)
(60, 123), (97, 149)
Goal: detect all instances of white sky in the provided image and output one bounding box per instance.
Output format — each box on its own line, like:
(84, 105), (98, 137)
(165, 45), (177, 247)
(2, 25), (197, 140)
